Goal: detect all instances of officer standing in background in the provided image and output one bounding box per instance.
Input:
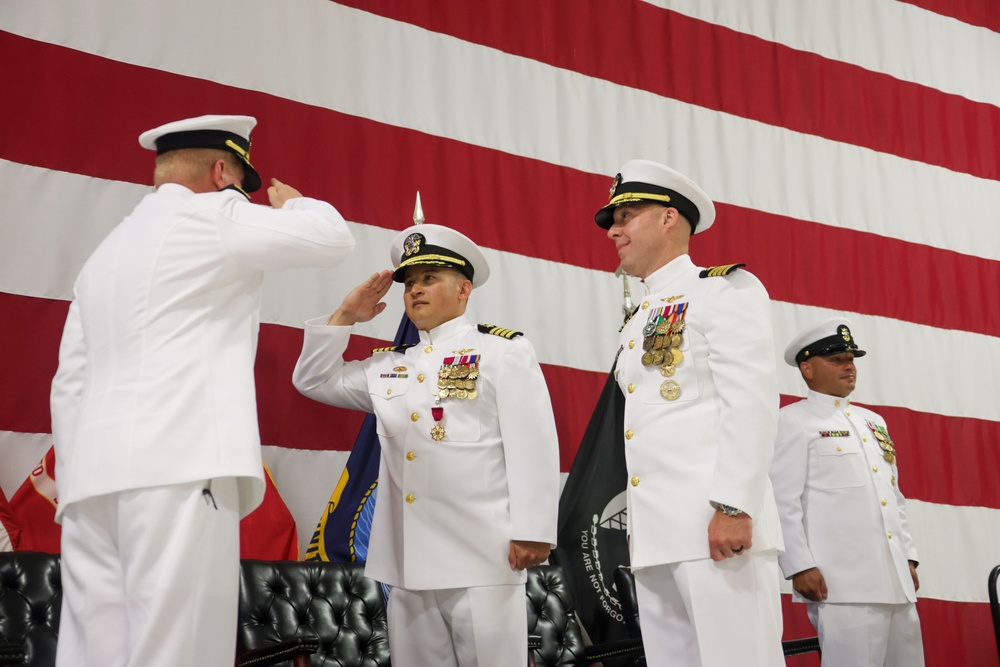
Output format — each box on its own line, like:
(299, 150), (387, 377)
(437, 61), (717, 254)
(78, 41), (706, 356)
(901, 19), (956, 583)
(770, 317), (924, 666)
(596, 159), (785, 666)
(50, 114), (356, 667)
(293, 224), (560, 666)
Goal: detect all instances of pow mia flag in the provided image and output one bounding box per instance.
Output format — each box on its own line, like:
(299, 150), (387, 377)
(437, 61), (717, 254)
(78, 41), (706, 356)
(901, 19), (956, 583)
(552, 367), (632, 653)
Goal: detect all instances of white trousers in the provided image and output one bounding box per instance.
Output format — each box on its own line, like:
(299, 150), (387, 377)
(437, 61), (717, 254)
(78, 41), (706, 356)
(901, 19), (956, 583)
(56, 478), (241, 667)
(633, 554), (785, 667)
(807, 601), (924, 667)
(387, 583), (527, 667)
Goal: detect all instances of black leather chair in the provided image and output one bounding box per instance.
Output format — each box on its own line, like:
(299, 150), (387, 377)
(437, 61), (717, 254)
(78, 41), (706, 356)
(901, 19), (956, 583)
(0, 552), (61, 667)
(527, 565), (643, 667)
(612, 567), (645, 666)
(612, 563), (820, 660)
(237, 559), (390, 667)
(989, 564), (1000, 663)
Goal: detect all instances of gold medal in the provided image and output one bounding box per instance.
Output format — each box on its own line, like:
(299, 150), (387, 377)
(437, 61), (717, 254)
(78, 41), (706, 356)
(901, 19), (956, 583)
(652, 350), (665, 366)
(430, 425), (446, 441)
(655, 321), (669, 335)
(641, 352), (654, 366)
(438, 389), (449, 399)
(659, 379), (681, 401)
(642, 337), (655, 351)
(457, 389), (468, 399)
(448, 388), (458, 398)
(659, 363), (675, 377)
(467, 388), (479, 400)
(670, 348), (683, 365)
(670, 333), (683, 347)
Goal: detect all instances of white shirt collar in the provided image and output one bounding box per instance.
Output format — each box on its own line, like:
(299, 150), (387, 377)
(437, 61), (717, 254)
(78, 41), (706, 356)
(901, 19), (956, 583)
(418, 315), (473, 346)
(641, 254), (695, 294)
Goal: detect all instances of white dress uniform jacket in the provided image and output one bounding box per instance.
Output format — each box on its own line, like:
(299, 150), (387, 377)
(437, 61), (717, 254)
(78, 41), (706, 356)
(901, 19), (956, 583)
(293, 315), (560, 590)
(50, 184), (356, 520)
(616, 255), (783, 568)
(771, 391), (918, 604)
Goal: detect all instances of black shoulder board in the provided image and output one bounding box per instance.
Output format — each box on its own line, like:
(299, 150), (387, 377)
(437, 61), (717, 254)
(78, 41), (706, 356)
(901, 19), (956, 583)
(478, 324), (523, 339)
(371, 343), (416, 353)
(699, 263), (746, 278)
(619, 304), (641, 332)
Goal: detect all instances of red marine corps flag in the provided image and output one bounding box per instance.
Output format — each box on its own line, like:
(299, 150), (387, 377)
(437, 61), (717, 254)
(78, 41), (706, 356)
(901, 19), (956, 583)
(8, 447), (298, 560)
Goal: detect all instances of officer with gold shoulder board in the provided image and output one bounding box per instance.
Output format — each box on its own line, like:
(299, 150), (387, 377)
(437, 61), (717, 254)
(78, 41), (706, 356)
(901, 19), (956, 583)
(596, 159), (785, 667)
(770, 317), (924, 666)
(292, 224), (560, 666)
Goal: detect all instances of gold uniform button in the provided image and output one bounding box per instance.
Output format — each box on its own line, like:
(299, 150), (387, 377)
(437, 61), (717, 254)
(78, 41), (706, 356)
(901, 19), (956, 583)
(410, 412), (419, 422)
(405, 494), (415, 504)
(863, 436), (868, 442)
(834, 399), (841, 408)
(881, 498), (887, 506)
(891, 476), (896, 486)
(631, 476), (640, 487)
(424, 346), (433, 353)
(628, 340), (636, 349)
(406, 451), (416, 461)
(386, 389), (392, 395)
(627, 383), (635, 393)
(417, 373), (425, 383)
(887, 531), (893, 540)
(641, 301), (649, 310)
(625, 429), (634, 440)
(846, 410), (851, 416)
(836, 446), (843, 452)
(872, 465), (879, 473)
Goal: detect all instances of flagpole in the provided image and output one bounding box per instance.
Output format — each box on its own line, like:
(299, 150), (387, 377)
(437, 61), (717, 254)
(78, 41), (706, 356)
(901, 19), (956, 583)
(413, 191), (424, 225)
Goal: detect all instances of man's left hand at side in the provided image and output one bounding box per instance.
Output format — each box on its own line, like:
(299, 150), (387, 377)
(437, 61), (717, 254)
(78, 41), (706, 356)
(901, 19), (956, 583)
(508, 540), (551, 571)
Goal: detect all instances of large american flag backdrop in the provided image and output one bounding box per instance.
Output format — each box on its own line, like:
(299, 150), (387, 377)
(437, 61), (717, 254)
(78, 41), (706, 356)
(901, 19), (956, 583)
(2, 1), (999, 663)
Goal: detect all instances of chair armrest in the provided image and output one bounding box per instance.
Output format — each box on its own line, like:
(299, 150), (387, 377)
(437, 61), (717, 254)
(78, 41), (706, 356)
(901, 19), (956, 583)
(583, 637), (645, 663)
(237, 636), (319, 667)
(0, 642), (26, 665)
(782, 636), (821, 656)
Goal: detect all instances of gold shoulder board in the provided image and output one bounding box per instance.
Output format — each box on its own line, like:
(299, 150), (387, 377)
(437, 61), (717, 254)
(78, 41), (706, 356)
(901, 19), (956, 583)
(478, 324), (524, 339)
(371, 343), (416, 353)
(699, 263), (746, 278)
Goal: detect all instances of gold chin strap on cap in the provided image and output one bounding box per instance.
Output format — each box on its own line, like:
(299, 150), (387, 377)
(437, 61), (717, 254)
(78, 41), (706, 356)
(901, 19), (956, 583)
(224, 138), (250, 161)
(608, 192), (672, 206)
(395, 254), (467, 270)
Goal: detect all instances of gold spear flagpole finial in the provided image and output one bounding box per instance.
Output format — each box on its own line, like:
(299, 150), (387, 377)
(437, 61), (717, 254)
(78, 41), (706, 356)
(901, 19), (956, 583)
(615, 264), (634, 322)
(413, 191), (425, 225)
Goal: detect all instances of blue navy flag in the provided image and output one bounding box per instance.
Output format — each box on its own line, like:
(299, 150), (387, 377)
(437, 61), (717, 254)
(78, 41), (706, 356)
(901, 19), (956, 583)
(552, 365), (631, 649)
(304, 314), (418, 564)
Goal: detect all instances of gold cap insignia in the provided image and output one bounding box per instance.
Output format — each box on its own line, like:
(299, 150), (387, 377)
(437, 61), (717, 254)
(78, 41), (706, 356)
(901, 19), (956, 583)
(839, 324), (852, 342)
(608, 173), (622, 202)
(403, 232), (425, 257)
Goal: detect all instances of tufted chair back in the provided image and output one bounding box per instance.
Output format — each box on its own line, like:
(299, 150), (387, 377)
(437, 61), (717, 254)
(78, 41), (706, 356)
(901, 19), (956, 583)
(525, 565), (586, 666)
(238, 559), (390, 667)
(0, 552), (61, 667)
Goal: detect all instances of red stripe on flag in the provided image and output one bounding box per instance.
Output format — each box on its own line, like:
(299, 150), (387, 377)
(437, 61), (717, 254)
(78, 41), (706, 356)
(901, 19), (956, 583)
(0, 292), (67, 434)
(897, 0), (1000, 33)
(336, 0), (1000, 182)
(5, 293), (997, 508)
(3, 34), (1000, 340)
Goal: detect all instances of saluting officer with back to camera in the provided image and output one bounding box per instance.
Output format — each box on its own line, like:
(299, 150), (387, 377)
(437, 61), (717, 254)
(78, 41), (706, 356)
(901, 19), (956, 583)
(770, 318), (924, 666)
(50, 114), (356, 667)
(293, 224), (560, 667)
(596, 159), (785, 667)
